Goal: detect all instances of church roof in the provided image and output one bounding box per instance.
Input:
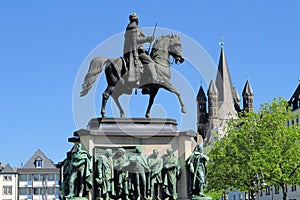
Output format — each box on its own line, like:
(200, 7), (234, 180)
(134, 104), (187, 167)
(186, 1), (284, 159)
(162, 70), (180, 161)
(242, 80), (254, 96)
(207, 79), (218, 95)
(22, 149), (57, 169)
(215, 47), (235, 103)
(197, 85), (207, 101)
(215, 47), (238, 119)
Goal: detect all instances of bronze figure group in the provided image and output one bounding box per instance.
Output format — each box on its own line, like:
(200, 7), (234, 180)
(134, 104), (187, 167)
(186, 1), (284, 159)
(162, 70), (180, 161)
(95, 147), (180, 200)
(60, 145), (182, 200)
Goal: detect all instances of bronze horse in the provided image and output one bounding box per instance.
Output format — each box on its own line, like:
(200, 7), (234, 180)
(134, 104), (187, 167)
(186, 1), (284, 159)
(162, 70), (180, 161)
(80, 34), (186, 118)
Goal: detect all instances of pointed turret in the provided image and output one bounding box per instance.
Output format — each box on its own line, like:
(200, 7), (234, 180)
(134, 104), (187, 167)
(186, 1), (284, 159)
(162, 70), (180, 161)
(197, 86), (207, 142)
(207, 79), (219, 125)
(242, 80), (254, 112)
(197, 86), (207, 101)
(233, 86), (241, 112)
(215, 47), (238, 119)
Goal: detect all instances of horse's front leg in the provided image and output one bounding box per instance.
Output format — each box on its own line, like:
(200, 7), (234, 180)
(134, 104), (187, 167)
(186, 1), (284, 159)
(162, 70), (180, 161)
(160, 82), (186, 114)
(145, 88), (159, 118)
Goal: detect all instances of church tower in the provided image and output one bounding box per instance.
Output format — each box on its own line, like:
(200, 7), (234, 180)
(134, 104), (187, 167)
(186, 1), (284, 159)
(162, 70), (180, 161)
(207, 79), (219, 130)
(197, 85), (208, 142)
(196, 44), (255, 145)
(242, 80), (254, 112)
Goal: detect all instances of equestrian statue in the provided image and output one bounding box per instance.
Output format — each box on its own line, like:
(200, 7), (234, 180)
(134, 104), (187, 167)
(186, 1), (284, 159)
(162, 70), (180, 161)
(80, 13), (186, 118)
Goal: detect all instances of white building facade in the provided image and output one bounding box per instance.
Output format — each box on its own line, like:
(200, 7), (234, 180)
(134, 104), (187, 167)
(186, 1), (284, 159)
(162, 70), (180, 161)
(0, 163), (18, 200)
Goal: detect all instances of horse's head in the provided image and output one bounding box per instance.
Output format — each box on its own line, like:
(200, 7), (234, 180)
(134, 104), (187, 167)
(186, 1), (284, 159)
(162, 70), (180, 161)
(151, 34), (184, 65)
(168, 34), (185, 64)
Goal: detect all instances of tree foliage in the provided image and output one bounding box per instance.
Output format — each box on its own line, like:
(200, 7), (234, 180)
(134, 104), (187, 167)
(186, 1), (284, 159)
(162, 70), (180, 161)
(206, 98), (300, 200)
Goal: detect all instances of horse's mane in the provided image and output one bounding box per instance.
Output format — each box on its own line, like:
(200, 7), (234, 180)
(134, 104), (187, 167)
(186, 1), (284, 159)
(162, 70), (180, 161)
(151, 34), (179, 57)
(151, 34), (172, 49)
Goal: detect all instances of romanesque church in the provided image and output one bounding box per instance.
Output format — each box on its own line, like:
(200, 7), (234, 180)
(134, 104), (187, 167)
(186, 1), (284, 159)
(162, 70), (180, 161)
(196, 47), (254, 145)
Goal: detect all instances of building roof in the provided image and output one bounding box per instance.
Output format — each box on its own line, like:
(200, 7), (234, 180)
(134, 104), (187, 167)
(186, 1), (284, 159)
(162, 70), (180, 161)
(215, 47), (238, 119)
(215, 47), (235, 103)
(21, 149), (57, 169)
(0, 163), (17, 173)
(242, 80), (254, 96)
(207, 79), (218, 95)
(197, 85), (207, 101)
(289, 83), (300, 111)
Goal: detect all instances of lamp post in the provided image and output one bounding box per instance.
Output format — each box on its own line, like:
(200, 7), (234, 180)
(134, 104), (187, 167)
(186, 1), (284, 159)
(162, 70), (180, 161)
(253, 172), (267, 200)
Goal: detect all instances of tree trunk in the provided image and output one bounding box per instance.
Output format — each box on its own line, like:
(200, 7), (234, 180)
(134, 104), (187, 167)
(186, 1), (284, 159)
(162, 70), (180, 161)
(281, 183), (287, 200)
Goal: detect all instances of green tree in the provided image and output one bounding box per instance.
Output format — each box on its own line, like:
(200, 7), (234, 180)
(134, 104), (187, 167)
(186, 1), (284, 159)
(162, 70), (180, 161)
(207, 98), (300, 200)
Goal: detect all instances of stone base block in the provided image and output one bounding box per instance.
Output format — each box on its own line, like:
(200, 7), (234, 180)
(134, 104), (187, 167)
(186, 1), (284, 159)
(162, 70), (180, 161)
(70, 118), (197, 200)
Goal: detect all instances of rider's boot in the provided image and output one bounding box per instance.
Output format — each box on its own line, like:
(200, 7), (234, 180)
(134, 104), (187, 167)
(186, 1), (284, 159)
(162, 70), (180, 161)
(142, 63), (157, 95)
(146, 62), (158, 84)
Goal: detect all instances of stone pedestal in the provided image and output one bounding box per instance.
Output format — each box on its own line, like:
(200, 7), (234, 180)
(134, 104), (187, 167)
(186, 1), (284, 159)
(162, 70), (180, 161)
(70, 118), (197, 200)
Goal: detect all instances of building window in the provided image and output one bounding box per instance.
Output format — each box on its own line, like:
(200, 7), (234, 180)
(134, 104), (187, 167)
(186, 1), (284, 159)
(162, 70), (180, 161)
(35, 159), (42, 168)
(19, 188), (32, 195)
(48, 187), (54, 195)
(54, 188), (60, 195)
(19, 188), (27, 195)
(274, 186), (279, 194)
(291, 183), (297, 192)
(3, 186), (12, 195)
(3, 175), (12, 181)
(48, 173), (54, 181)
(33, 174), (40, 181)
(20, 174), (29, 181)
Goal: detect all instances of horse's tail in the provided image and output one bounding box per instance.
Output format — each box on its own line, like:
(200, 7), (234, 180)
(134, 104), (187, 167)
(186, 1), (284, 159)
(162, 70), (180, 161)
(80, 57), (108, 97)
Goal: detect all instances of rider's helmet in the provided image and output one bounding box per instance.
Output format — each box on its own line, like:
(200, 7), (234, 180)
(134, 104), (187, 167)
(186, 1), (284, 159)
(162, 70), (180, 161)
(129, 13), (138, 22)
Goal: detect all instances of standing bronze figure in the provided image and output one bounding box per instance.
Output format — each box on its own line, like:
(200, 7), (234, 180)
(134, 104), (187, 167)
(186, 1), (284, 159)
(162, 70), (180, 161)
(186, 144), (209, 197)
(148, 149), (163, 200)
(80, 13), (185, 118)
(113, 148), (130, 200)
(162, 148), (181, 200)
(65, 144), (92, 198)
(95, 149), (114, 200)
(129, 146), (150, 200)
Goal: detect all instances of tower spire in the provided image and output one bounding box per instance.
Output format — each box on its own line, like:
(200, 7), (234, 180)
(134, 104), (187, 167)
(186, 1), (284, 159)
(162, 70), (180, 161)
(215, 45), (238, 119)
(242, 80), (254, 112)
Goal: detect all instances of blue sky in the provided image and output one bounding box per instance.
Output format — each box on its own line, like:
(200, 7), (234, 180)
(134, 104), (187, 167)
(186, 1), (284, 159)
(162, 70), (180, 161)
(0, 1), (299, 167)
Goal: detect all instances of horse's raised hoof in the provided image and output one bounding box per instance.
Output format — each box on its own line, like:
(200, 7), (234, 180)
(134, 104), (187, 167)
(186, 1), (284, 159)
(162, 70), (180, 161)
(181, 107), (186, 114)
(145, 113), (150, 118)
